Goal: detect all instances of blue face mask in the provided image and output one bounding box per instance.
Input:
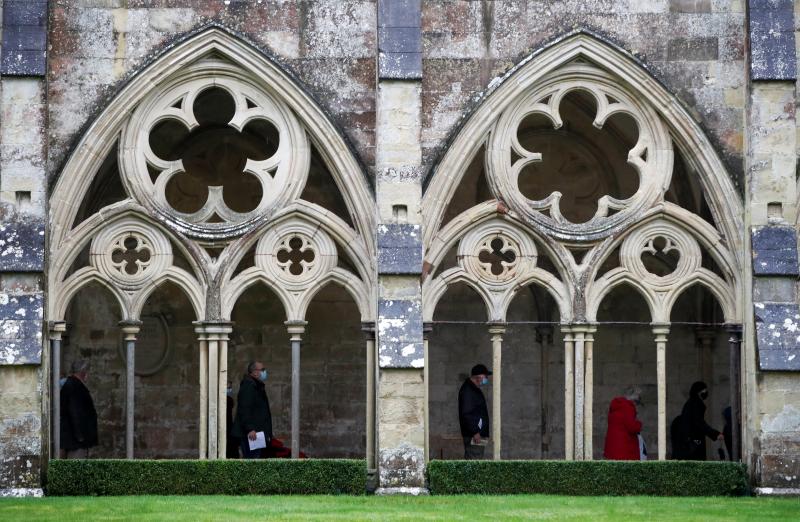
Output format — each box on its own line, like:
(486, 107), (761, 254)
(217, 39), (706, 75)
(480, 376), (489, 386)
(259, 369), (268, 382)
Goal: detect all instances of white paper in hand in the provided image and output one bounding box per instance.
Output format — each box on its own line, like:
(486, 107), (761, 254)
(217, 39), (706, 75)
(248, 431), (267, 451)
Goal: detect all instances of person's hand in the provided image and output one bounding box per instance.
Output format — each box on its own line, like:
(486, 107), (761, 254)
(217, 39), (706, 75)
(248, 430), (257, 441)
(717, 433), (724, 441)
(472, 433), (481, 444)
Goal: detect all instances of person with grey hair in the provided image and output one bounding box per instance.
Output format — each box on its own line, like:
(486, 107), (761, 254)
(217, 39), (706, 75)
(603, 386), (643, 460)
(60, 359), (98, 458)
(231, 360), (272, 458)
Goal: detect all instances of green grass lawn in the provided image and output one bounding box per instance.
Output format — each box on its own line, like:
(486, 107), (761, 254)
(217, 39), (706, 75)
(0, 495), (798, 521)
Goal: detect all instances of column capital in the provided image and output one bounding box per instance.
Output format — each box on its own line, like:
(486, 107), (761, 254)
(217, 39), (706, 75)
(651, 322), (670, 340)
(118, 320), (142, 341)
(725, 323), (743, 337)
(48, 320), (67, 340)
(285, 320), (307, 340)
(487, 322), (506, 338)
(193, 320), (234, 340)
(423, 321), (433, 340)
(361, 321), (376, 341)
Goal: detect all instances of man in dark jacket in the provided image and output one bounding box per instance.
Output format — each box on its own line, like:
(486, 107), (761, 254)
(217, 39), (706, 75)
(458, 364), (491, 459)
(672, 381), (723, 460)
(60, 360), (98, 458)
(232, 361), (272, 458)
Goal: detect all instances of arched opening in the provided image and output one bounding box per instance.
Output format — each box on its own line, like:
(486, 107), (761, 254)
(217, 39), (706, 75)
(428, 282), (491, 460)
(132, 281), (199, 458)
(300, 283), (365, 457)
(503, 284), (564, 459)
(61, 282), (123, 458)
(593, 283), (654, 460)
(667, 284), (732, 461)
(229, 283), (288, 457)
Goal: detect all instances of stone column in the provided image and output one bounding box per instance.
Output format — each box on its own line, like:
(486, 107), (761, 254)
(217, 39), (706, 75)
(727, 324), (743, 461)
(572, 327), (586, 460)
(194, 321), (233, 459)
(422, 322), (432, 463)
(488, 323), (506, 460)
(194, 322), (209, 459)
(652, 324), (670, 460)
(119, 320), (142, 459)
(286, 321), (307, 459)
(375, 0), (426, 494)
(562, 327), (575, 460)
(582, 325), (597, 460)
(362, 322), (377, 470)
(49, 321), (67, 458)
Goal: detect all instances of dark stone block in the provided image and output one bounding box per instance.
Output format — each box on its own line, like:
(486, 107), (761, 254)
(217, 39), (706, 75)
(754, 302), (800, 371)
(751, 226), (799, 276)
(2, 1), (47, 27)
(0, 219), (45, 271)
(379, 27), (422, 54)
(378, 0), (421, 28)
(379, 52), (423, 80)
(1, 48), (47, 76)
(749, 5), (794, 33)
(2, 26), (47, 51)
(377, 223), (422, 274)
(750, 31), (796, 80)
(378, 298), (423, 368)
(0, 293), (43, 321)
(748, 0), (792, 11)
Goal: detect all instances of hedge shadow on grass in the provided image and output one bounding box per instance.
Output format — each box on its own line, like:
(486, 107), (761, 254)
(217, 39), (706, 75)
(427, 460), (749, 496)
(47, 459), (366, 496)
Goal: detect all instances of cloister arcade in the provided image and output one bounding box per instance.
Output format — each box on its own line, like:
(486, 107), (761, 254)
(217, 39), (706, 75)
(46, 29), (743, 467)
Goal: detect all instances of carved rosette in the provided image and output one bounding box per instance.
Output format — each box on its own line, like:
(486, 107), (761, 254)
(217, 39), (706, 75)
(255, 220), (337, 291)
(486, 62), (673, 241)
(119, 58), (310, 240)
(619, 221), (701, 291)
(458, 221), (538, 288)
(91, 220), (173, 291)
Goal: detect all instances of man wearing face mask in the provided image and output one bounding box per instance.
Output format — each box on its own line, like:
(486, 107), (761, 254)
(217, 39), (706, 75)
(458, 364), (492, 459)
(231, 361), (273, 458)
(674, 381), (723, 460)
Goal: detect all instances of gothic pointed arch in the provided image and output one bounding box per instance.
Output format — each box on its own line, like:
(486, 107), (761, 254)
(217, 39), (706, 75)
(48, 27), (376, 323)
(422, 31), (742, 325)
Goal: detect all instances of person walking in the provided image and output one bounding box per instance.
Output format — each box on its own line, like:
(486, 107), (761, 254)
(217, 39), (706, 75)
(458, 364), (492, 460)
(603, 386), (643, 460)
(672, 381), (723, 460)
(231, 361), (273, 458)
(60, 360), (98, 459)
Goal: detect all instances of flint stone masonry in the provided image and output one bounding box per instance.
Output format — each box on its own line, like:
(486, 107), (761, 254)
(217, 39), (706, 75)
(754, 302), (800, 371)
(377, 223), (422, 274)
(0, 1), (47, 76)
(378, 298), (423, 369)
(748, 0), (796, 80)
(751, 226), (799, 276)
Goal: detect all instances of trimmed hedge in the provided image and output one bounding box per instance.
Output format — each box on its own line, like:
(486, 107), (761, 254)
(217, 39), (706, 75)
(427, 460), (749, 496)
(47, 459), (366, 496)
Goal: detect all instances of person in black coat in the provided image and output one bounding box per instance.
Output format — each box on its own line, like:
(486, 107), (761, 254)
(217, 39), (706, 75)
(231, 361), (273, 458)
(673, 381), (723, 460)
(60, 360), (98, 458)
(225, 381), (240, 459)
(458, 364), (492, 459)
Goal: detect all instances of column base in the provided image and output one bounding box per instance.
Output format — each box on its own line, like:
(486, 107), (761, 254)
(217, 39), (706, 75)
(375, 487), (430, 496)
(0, 488), (43, 497)
(755, 487), (800, 496)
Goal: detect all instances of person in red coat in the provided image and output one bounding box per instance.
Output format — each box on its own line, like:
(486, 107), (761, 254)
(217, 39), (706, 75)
(604, 386), (643, 460)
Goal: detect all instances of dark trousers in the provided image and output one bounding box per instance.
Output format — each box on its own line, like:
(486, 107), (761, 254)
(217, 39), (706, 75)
(463, 436), (485, 460)
(240, 436), (264, 459)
